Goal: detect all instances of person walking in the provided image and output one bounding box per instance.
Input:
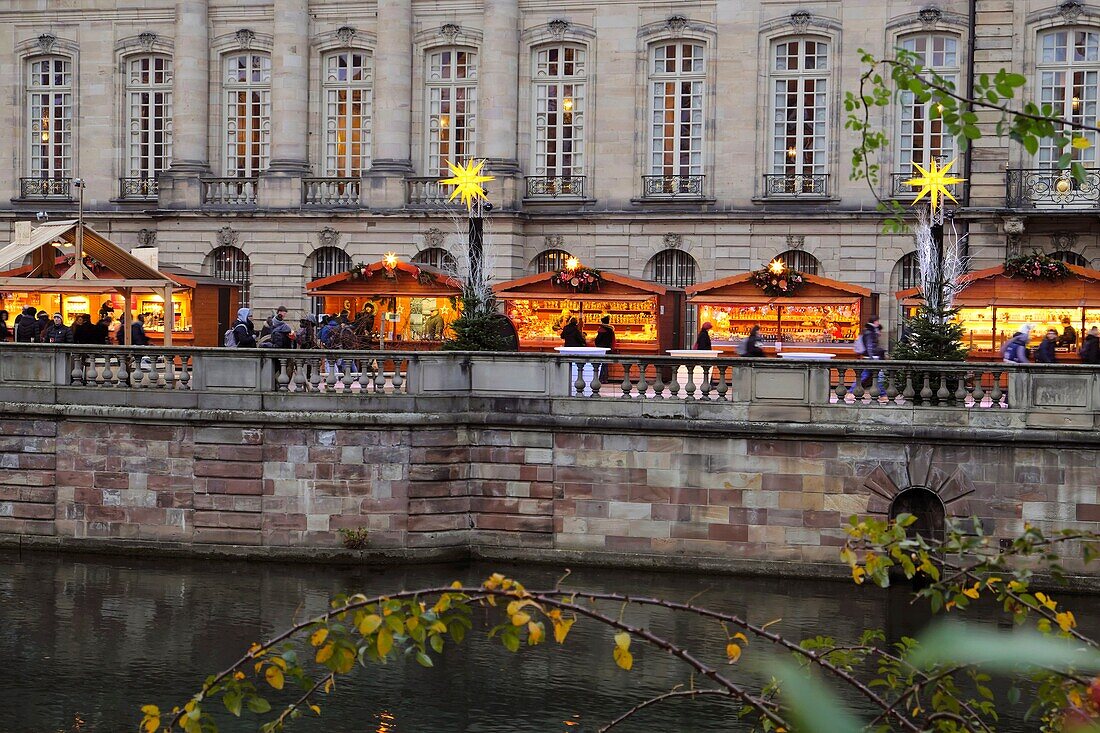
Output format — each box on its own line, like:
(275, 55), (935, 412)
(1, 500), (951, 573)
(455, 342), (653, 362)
(43, 313), (74, 344)
(1001, 325), (1032, 363)
(268, 306), (294, 348)
(739, 324), (765, 357)
(1079, 326), (1100, 364)
(130, 313), (150, 346)
(294, 315), (318, 350)
(693, 321), (713, 350)
(561, 316), (587, 347)
(0, 309), (9, 342)
(1036, 328), (1059, 363)
(855, 317), (886, 392)
(229, 307), (257, 348)
(593, 314), (615, 382)
(93, 315), (112, 344)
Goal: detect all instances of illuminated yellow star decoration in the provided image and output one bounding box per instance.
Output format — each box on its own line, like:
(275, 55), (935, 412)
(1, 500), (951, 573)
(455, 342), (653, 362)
(439, 159), (494, 211)
(905, 158), (966, 214)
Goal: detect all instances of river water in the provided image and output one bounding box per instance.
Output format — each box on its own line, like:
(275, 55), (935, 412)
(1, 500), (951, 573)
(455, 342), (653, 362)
(1, 551), (1095, 732)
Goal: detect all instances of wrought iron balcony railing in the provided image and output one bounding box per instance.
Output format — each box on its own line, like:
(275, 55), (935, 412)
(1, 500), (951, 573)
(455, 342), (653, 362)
(525, 175), (585, 199)
(405, 177), (466, 207)
(119, 177), (159, 200)
(1005, 168), (1100, 209)
(762, 173), (830, 198)
(201, 177), (258, 207)
(642, 174), (705, 198)
(890, 171), (963, 200)
(19, 177), (72, 200)
(302, 177), (361, 207)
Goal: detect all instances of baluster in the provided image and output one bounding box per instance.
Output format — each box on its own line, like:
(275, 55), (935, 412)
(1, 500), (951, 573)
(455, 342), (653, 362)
(118, 356), (131, 387)
(325, 355), (338, 390)
(573, 361), (585, 396)
(684, 362), (697, 400)
(699, 363), (713, 400)
(920, 373), (933, 404)
(835, 368), (848, 401)
(154, 355), (167, 388)
(883, 370), (897, 404)
(71, 354), (85, 385)
(972, 369), (985, 407)
(637, 362), (651, 399)
(954, 370), (968, 405)
(276, 357), (290, 391)
(716, 364), (729, 400)
(868, 369), (881, 401)
(990, 370), (1003, 405)
(651, 363), (665, 399)
(164, 354), (177, 389)
(391, 360), (405, 393)
(936, 370), (951, 403)
(591, 360), (603, 396)
(852, 372), (865, 401)
(374, 359), (387, 393)
(178, 354), (191, 390)
(91, 354), (104, 386)
(902, 372), (915, 403)
(620, 362), (633, 397)
(309, 358), (323, 392)
(343, 357), (358, 391)
(668, 363), (682, 400)
(292, 359), (307, 392)
(103, 357), (116, 387)
(137, 356), (152, 388)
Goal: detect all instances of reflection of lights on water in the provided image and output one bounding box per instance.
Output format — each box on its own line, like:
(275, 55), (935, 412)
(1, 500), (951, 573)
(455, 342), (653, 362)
(375, 710), (397, 732)
(562, 713), (582, 728)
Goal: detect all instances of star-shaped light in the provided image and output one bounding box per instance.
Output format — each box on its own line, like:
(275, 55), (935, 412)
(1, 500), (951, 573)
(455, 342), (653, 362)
(565, 256), (580, 271)
(383, 252), (399, 269)
(905, 158), (965, 214)
(768, 259), (787, 275)
(439, 159), (494, 211)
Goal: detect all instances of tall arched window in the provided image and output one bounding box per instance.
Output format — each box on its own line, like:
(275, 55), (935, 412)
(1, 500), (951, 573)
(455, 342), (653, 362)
(1038, 30), (1100, 167)
(897, 34), (958, 170)
(1051, 249), (1088, 266)
(533, 249), (572, 274)
(208, 246), (251, 308)
(323, 50), (372, 177)
(425, 47), (478, 177)
(532, 44), (586, 187)
(896, 252), (921, 290)
(27, 55), (73, 194)
(413, 247), (458, 272)
(775, 249), (820, 275)
(646, 249), (698, 288)
(125, 54), (173, 194)
(224, 52), (271, 177)
(648, 42), (705, 182)
(309, 246), (352, 315)
(768, 37), (829, 194)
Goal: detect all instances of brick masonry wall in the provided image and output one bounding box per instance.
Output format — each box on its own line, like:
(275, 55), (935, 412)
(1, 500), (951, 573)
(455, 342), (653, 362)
(2, 414), (1099, 571)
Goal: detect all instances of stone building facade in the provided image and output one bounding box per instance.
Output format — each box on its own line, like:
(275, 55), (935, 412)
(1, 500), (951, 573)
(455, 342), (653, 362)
(1, 0), (1099, 336)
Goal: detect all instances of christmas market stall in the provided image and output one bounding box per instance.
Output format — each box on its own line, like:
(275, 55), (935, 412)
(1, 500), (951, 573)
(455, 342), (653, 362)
(494, 259), (684, 354)
(896, 254), (1100, 361)
(305, 254), (464, 349)
(687, 260), (873, 356)
(0, 220), (214, 346)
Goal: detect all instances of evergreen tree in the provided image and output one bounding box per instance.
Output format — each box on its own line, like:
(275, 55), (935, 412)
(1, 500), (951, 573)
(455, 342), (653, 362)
(441, 294), (515, 352)
(892, 302), (968, 361)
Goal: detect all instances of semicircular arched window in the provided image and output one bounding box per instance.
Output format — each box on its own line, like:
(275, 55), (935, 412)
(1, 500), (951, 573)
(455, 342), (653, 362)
(646, 249), (698, 288)
(207, 245), (251, 308)
(1051, 249), (1087, 266)
(532, 248), (573, 274)
(774, 249), (820, 275)
(895, 251), (921, 290)
(413, 247), (458, 272)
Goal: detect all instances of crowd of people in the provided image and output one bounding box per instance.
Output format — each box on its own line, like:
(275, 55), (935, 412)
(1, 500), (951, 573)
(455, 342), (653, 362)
(1001, 318), (1100, 365)
(0, 305), (150, 345)
(224, 306), (374, 350)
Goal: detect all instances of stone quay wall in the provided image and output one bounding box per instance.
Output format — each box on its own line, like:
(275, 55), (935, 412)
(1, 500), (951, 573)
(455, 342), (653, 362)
(2, 347), (1100, 576)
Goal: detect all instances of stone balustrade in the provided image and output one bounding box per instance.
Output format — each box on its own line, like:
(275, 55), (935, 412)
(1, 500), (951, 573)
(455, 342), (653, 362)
(2, 344), (1099, 431)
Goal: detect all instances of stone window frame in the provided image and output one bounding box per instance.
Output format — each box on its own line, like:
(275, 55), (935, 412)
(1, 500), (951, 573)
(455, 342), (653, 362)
(754, 18), (841, 200)
(309, 28), (377, 178)
(893, 32), (963, 174)
(528, 42), (588, 181)
(205, 245), (252, 308)
(15, 35), (80, 189)
(635, 18), (719, 199)
(209, 30), (274, 178)
(1035, 26), (1100, 167)
(114, 33), (175, 185)
(412, 26), (484, 178)
(763, 34), (834, 184)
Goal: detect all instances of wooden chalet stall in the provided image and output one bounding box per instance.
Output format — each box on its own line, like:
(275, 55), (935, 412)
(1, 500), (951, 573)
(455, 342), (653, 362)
(896, 263), (1100, 361)
(687, 271), (873, 356)
(494, 267), (683, 354)
(306, 256), (463, 349)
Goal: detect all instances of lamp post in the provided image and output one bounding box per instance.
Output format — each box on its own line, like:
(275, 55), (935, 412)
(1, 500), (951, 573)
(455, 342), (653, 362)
(438, 159), (495, 299)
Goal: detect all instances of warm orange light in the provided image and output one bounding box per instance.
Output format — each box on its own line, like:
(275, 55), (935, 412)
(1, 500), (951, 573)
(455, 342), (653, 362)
(383, 252), (399, 268)
(41, 131), (49, 142)
(565, 256), (580, 271)
(787, 147), (797, 159)
(562, 97), (574, 112)
(439, 115), (450, 128)
(1073, 96), (1082, 110)
(768, 258), (786, 275)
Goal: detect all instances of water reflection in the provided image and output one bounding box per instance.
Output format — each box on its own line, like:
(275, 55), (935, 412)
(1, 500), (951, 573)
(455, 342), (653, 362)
(0, 551), (1093, 732)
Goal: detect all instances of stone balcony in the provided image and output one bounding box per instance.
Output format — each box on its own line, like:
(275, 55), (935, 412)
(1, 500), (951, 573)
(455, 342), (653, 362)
(1005, 168), (1100, 211)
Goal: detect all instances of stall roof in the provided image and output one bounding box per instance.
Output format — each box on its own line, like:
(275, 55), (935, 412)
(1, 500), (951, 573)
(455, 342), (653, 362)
(494, 270), (668, 302)
(896, 263), (1100, 306)
(0, 220), (178, 292)
(306, 259), (463, 296)
(686, 272), (871, 303)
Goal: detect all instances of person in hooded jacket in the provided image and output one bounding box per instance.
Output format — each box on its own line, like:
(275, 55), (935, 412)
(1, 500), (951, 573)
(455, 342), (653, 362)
(1002, 327), (1032, 363)
(73, 314), (98, 344)
(1080, 326), (1100, 364)
(231, 307), (257, 348)
(35, 311), (50, 342)
(1036, 329), (1059, 364)
(0, 309), (9, 342)
(561, 317), (587, 347)
(14, 307), (39, 342)
(593, 315), (615, 382)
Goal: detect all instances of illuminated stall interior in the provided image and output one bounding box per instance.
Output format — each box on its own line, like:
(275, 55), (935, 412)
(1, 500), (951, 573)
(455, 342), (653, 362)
(687, 270), (872, 354)
(0, 220), (180, 345)
(897, 263), (1100, 360)
(306, 255), (463, 348)
(495, 264), (682, 354)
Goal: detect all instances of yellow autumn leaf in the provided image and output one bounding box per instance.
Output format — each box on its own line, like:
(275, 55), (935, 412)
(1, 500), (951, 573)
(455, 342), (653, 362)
(270, 657), (287, 671)
(142, 717), (159, 733)
(248, 642), (263, 655)
(726, 643), (742, 663)
(140, 706), (160, 716)
(308, 704), (321, 716)
(1008, 580), (1026, 593)
(451, 580), (462, 589)
(406, 617), (419, 632)
(528, 621), (544, 645)
(962, 583), (980, 600)
(377, 627), (394, 656)
(732, 632), (748, 644)
(852, 566), (866, 585)
(323, 677), (334, 694)
(1069, 689), (1084, 707)
(359, 614), (382, 635)
(265, 665), (284, 691)
(613, 645), (634, 671)
(511, 612), (531, 627)
(430, 620), (447, 634)
(232, 671), (245, 681)
(985, 576), (1002, 588)
(316, 642), (335, 664)
(1056, 610), (1077, 632)
(553, 617), (575, 644)
(1072, 135), (1093, 150)
(310, 628), (329, 647)
(506, 601), (521, 616)
(253, 661), (263, 674)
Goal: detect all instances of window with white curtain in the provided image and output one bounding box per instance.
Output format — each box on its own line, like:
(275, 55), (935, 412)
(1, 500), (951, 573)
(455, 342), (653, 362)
(532, 44), (585, 180)
(126, 54), (173, 180)
(769, 37), (829, 177)
(897, 34), (958, 170)
(27, 56), (73, 181)
(649, 42), (705, 177)
(1038, 29), (1100, 167)
(425, 48), (478, 178)
(323, 50), (372, 177)
(224, 52), (271, 177)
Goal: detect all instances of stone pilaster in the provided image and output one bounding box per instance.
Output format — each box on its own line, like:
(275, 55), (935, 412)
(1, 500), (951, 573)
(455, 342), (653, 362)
(259, 0), (310, 208)
(366, 0), (414, 208)
(479, 0), (520, 207)
(160, 0), (209, 209)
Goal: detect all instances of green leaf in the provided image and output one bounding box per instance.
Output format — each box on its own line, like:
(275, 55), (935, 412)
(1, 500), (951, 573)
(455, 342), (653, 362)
(247, 696), (272, 714)
(1022, 135), (1040, 156)
(429, 633), (445, 654)
(770, 660), (863, 733)
(908, 622), (1100, 673)
(416, 652), (434, 668)
(223, 691), (243, 717)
